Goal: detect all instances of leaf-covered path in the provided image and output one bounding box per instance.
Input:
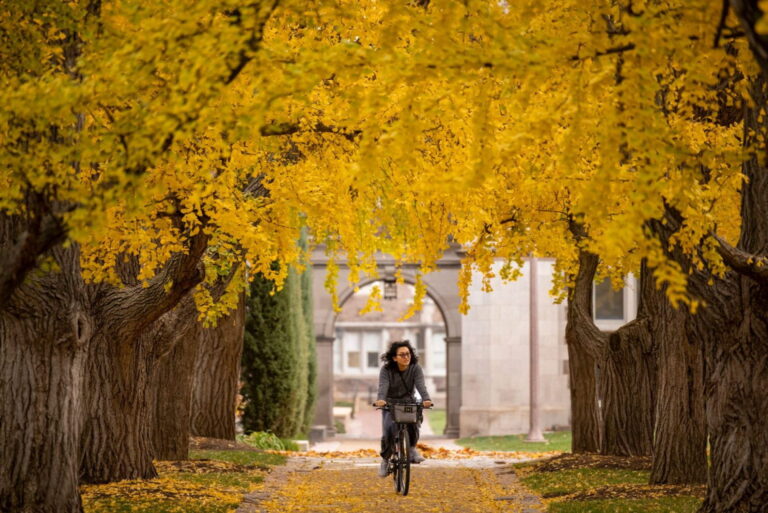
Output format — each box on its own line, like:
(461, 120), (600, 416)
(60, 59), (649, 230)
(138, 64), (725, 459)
(238, 455), (545, 513)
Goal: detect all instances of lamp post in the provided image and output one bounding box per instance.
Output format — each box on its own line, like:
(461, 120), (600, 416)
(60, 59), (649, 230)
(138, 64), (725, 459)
(526, 255), (546, 442)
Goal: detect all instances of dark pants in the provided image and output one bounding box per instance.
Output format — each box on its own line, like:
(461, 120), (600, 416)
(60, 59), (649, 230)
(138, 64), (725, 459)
(380, 409), (420, 459)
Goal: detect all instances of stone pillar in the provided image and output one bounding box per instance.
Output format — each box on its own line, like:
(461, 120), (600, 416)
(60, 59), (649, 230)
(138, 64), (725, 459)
(444, 336), (462, 438)
(526, 257), (546, 442)
(313, 335), (336, 437)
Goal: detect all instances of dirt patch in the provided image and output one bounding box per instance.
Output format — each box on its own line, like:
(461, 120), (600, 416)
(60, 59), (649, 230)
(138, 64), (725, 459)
(525, 453), (652, 472)
(190, 436), (262, 451)
(563, 483), (706, 501)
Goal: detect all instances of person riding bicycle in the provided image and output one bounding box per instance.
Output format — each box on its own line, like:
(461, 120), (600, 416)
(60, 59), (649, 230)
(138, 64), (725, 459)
(373, 340), (433, 478)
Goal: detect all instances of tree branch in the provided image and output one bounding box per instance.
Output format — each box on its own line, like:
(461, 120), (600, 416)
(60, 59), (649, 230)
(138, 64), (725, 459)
(712, 233), (768, 282)
(259, 121), (362, 141)
(0, 198), (68, 309)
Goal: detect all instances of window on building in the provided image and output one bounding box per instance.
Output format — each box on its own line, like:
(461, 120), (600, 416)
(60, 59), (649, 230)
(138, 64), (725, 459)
(594, 278), (624, 320)
(367, 352), (379, 368)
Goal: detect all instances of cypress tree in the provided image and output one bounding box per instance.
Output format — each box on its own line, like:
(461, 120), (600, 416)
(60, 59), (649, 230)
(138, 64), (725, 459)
(241, 267), (298, 437)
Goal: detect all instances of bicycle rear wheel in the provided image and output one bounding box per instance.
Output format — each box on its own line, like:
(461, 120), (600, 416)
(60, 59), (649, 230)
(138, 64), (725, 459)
(398, 428), (411, 496)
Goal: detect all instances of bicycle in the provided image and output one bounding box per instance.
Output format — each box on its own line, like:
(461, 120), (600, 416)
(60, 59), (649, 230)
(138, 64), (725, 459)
(374, 402), (432, 496)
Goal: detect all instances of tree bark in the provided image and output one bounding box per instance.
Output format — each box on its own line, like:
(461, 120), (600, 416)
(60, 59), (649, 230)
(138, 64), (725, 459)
(190, 293), (246, 440)
(565, 245), (606, 453)
(79, 330), (158, 482)
(650, 297), (706, 484)
(692, 73), (768, 510)
(0, 241), (90, 513)
(599, 321), (655, 457)
(150, 295), (202, 461)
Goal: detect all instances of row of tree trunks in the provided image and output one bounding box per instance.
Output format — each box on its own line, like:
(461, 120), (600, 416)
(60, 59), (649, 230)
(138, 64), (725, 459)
(565, 231), (707, 484)
(191, 293), (246, 440)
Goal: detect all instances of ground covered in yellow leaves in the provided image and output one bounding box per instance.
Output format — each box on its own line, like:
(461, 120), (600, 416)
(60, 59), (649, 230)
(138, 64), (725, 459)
(81, 450), (283, 513)
(511, 454), (705, 513)
(258, 462), (541, 513)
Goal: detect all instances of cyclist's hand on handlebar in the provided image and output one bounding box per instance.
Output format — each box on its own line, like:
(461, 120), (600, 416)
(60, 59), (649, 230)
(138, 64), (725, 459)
(373, 400), (387, 407)
(422, 400), (433, 408)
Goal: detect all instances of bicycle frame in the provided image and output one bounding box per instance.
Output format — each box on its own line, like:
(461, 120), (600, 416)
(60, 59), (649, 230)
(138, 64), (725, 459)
(375, 402), (430, 496)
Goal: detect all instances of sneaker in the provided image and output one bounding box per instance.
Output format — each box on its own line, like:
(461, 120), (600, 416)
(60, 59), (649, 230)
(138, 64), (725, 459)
(378, 458), (388, 478)
(409, 446), (425, 464)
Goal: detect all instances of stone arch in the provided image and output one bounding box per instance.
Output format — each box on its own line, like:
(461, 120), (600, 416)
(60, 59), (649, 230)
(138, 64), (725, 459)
(310, 247), (463, 438)
(319, 271), (459, 341)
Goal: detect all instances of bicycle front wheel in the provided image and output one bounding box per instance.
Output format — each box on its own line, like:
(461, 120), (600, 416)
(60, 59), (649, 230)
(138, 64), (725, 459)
(398, 428), (411, 496)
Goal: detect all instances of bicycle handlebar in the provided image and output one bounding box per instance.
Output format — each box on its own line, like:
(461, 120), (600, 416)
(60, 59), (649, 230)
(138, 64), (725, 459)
(372, 402), (434, 410)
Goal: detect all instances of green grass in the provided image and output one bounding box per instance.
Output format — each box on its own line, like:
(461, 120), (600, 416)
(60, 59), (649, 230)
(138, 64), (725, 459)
(457, 430), (572, 452)
(189, 449), (286, 468)
(425, 408), (446, 435)
(334, 400), (354, 407)
(522, 468), (648, 497)
(549, 497), (702, 513)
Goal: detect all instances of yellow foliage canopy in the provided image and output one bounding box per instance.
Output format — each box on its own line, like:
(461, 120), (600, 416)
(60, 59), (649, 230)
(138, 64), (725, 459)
(0, 0), (751, 317)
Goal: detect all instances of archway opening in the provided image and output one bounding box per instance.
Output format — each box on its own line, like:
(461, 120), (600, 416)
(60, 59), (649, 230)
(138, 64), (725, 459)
(331, 281), (448, 438)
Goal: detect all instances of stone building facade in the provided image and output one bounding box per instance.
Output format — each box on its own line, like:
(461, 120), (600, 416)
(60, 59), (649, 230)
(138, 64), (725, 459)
(312, 247), (638, 438)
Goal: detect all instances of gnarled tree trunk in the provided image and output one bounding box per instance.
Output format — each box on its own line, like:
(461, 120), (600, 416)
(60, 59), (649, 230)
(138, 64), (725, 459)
(191, 293), (246, 440)
(0, 245), (89, 513)
(691, 72), (768, 511)
(565, 244), (605, 453)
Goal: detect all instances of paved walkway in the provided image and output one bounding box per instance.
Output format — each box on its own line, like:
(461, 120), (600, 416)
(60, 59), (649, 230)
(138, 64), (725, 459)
(238, 455), (545, 513)
(237, 408), (546, 513)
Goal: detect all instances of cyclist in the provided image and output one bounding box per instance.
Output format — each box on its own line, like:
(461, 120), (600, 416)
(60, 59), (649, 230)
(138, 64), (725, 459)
(373, 340), (433, 478)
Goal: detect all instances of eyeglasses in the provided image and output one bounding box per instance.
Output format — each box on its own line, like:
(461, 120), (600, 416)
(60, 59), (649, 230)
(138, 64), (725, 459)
(396, 352), (411, 358)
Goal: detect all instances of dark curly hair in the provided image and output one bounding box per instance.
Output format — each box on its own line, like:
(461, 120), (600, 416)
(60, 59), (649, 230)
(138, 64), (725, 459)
(381, 340), (419, 370)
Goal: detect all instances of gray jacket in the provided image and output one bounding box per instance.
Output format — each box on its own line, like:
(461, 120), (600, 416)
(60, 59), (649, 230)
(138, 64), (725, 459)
(377, 363), (431, 404)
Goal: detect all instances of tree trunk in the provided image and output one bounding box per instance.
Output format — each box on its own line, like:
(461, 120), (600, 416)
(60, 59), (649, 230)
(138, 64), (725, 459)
(687, 276), (768, 512)
(0, 244), (89, 513)
(690, 73), (768, 511)
(650, 289), (706, 484)
(150, 296), (202, 461)
(565, 245), (605, 453)
(190, 293), (245, 440)
(79, 329), (159, 482)
(600, 324), (655, 457)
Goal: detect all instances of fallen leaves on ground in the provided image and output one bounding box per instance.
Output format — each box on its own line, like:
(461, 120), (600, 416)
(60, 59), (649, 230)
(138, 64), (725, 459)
(561, 483), (707, 502)
(261, 465), (541, 513)
(81, 459), (267, 513)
